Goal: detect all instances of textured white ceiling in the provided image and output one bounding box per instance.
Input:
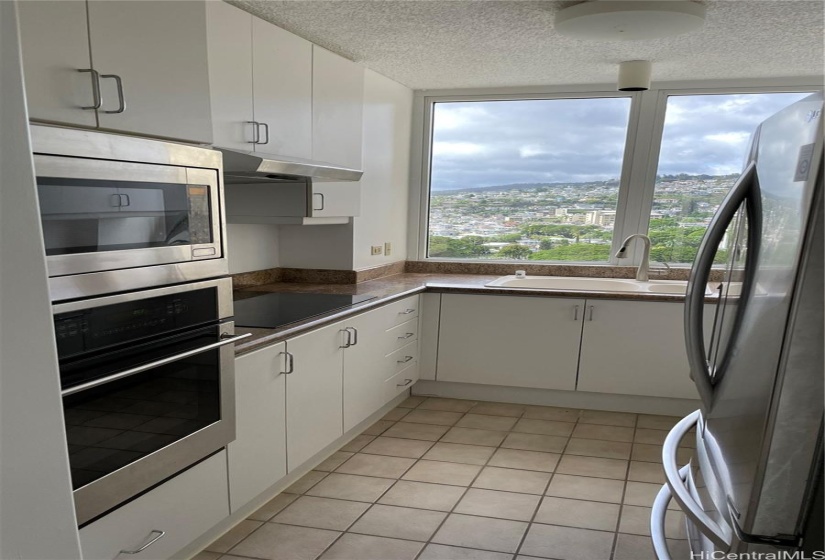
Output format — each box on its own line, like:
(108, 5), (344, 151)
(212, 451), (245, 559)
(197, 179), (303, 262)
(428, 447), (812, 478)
(228, 0), (825, 90)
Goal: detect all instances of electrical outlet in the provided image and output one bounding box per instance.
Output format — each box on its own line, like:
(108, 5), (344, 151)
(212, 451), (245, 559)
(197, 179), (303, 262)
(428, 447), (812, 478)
(370, 245), (383, 256)
(384, 242), (392, 256)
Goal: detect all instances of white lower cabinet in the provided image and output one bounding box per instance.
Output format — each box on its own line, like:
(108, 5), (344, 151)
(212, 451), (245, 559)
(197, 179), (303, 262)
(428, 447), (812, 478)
(227, 342), (287, 512)
(434, 294), (710, 400)
(577, 300), (711, 399)
(342, 295), (420, 431)
(285, 322), (346, 471)
(79, 451), (229, 560)
(437, 294), (584, 390)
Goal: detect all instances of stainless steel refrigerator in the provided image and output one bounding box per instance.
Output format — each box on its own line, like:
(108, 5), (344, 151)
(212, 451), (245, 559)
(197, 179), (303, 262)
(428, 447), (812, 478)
(651, 92), (824, 558)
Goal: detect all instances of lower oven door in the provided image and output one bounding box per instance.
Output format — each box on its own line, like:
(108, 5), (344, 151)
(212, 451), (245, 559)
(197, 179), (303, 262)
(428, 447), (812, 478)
(61, 321), (240, 526)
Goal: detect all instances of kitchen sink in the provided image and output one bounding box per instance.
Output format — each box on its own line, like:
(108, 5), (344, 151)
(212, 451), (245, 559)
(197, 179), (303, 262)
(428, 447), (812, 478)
(485, 275), (712, 295)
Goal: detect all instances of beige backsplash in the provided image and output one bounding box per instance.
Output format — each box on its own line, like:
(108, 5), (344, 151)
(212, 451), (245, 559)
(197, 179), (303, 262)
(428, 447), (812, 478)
(231, 260), (718, 288)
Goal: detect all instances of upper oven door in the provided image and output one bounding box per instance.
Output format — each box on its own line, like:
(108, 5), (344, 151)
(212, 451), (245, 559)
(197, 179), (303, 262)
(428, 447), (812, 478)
(35, 154), (222, 277)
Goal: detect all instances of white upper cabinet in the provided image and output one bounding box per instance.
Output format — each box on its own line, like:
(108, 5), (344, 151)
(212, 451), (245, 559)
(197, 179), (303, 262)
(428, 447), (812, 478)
(17, 0), (97, 128)
(252, 18), (313, 159)
(206, 0), (254, 151)
(18, 1), (213, 143)
(312, 46), (364, 170)
(87, 0), (213, 143)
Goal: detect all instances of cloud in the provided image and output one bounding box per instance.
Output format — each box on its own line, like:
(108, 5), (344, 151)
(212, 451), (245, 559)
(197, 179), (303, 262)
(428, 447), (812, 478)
(429, 92), (812, 190)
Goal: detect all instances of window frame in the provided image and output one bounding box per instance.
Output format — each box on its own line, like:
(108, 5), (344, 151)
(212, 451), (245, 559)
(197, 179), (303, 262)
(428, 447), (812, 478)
(409, 80), (821, 267)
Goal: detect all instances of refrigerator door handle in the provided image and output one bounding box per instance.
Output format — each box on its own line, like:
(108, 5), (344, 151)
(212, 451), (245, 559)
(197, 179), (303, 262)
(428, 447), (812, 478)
(685, 162), (758, 408)
(663, 411), (733, 548)
(651, 465), (691, 560)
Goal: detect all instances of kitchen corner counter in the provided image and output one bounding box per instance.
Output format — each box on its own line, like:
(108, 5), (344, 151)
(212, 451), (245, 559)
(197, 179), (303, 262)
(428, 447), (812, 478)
(234, 273), (700, 355)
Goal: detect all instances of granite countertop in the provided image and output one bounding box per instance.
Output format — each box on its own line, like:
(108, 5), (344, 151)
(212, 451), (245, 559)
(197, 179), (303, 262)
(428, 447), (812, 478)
(234, 273), (705, 354)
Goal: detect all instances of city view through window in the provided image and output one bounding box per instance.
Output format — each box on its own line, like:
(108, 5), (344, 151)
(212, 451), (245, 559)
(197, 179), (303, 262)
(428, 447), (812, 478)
(426, 92), (811, 263)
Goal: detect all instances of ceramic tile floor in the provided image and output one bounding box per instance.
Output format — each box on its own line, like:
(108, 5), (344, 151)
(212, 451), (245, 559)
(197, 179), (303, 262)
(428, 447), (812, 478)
(198, 397), (696, 560)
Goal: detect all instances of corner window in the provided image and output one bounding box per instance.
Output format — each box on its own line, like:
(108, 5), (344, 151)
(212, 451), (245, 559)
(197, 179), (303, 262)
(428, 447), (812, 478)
(427, 97), (632, 262)
(648, 92), (812, 264)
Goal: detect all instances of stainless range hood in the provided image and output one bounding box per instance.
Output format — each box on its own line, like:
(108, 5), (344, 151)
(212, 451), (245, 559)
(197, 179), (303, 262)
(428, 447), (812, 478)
(216, 147), (363, 184)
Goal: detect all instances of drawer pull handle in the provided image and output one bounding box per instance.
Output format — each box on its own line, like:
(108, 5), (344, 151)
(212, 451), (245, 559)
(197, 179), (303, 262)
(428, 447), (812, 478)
(398, 333), (415, 340)
(396, 379), (413, 387)
(120, 530), (165, 554)
(280, 351), (294, 374)
(399, 309), (416, 315)
(397, 356), (414, 364)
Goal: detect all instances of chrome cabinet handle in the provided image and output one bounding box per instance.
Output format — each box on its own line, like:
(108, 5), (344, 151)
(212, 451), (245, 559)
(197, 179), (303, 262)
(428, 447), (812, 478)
(685, 162), (759, 409)
(259, 122), (270, 144)
(398, 333), (415, 340)
(573, 305), (579, 321)
(77, 68), (102, 110)
(663, 411), (732, 548)
(247, 121), (260, 144)
(61, 333), (251, 397)
(396, 379), (413, 387)
(280, 351), (294, 374)
(399, 308), (416, 315)
(120, 194), (130, 208)
(100, 74), (126, 114)
(340, 328), (352, 348)
(347, 327), (358, 346)
(587, 306), (594, 321)
(397, 356), (413, 364)
(313, 192), (325, 211)
(110, 193), (122, 207)
(119, 529), (165, 554)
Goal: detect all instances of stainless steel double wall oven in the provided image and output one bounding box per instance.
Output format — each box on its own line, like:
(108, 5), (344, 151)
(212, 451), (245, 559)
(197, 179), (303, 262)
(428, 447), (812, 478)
(32, 126), (241, 526)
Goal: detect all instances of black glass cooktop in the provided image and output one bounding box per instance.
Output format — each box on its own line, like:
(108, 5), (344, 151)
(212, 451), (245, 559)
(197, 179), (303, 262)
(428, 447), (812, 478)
(232, 292), (376, 329)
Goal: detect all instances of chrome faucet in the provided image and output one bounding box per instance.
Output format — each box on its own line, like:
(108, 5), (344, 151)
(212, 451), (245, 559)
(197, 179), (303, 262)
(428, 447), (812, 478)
(615, 234), (651, 282)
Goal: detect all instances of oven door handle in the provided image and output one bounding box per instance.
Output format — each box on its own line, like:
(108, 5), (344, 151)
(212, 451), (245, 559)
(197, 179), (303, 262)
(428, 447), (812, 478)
(61, 332), (251, 397)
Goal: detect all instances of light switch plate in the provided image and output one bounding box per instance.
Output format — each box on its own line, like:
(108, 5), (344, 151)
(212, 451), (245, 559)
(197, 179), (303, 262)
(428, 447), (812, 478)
(371, 245), (383, 256)
(384, 242), (392, 256)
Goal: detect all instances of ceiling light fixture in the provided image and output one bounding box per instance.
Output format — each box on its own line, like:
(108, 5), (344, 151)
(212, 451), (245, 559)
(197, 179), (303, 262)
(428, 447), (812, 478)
(555, 1), (706, 41)
(618, 60), (652, 91)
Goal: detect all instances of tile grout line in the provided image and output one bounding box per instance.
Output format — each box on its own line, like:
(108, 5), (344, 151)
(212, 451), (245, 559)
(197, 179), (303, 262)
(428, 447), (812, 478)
(608, 413), (638, 560)
(510, 408), (580, 560)
(410, 399), (511, 560)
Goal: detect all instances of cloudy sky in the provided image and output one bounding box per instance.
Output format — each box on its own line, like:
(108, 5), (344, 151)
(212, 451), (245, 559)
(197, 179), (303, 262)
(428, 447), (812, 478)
(430, 92), (811, 191)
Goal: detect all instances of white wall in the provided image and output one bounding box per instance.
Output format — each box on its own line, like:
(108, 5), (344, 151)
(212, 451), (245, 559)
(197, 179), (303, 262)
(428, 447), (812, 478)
(278, 222), (354, 270)
(0, 2), (82, 557)
(226, 223), (280, 274)
(352, 69), (413, 270)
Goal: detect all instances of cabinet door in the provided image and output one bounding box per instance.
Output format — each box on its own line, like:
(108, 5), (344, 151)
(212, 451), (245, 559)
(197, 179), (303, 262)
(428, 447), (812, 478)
(437, 294), (584, 390)
(252, 18), (312, 159)
(577, 300), (712, 399)
(87, 0), (213, 143)
(17, 0), (97, 127)
(79, 451), (228, 560)
(286, 322), (344, 471)
(342, 311), (391, 432)
(310, 182), (361, 218)
(228, 343), (287, 512)
(312, 46), (364, 170)
(206, 0), (254, 150)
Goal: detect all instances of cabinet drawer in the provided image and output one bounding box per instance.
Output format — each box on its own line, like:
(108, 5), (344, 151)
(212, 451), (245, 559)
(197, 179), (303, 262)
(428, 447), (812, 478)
(386, 363), (419, 400)
(380, 295), (420, 330)
(79, 451), (229, 560)
(387, 340), (418, 377)
(384, 319), (419, 355)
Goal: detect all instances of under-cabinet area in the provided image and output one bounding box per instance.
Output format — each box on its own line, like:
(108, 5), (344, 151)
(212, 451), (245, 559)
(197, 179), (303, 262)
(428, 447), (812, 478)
(428, 293), (713, 401)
